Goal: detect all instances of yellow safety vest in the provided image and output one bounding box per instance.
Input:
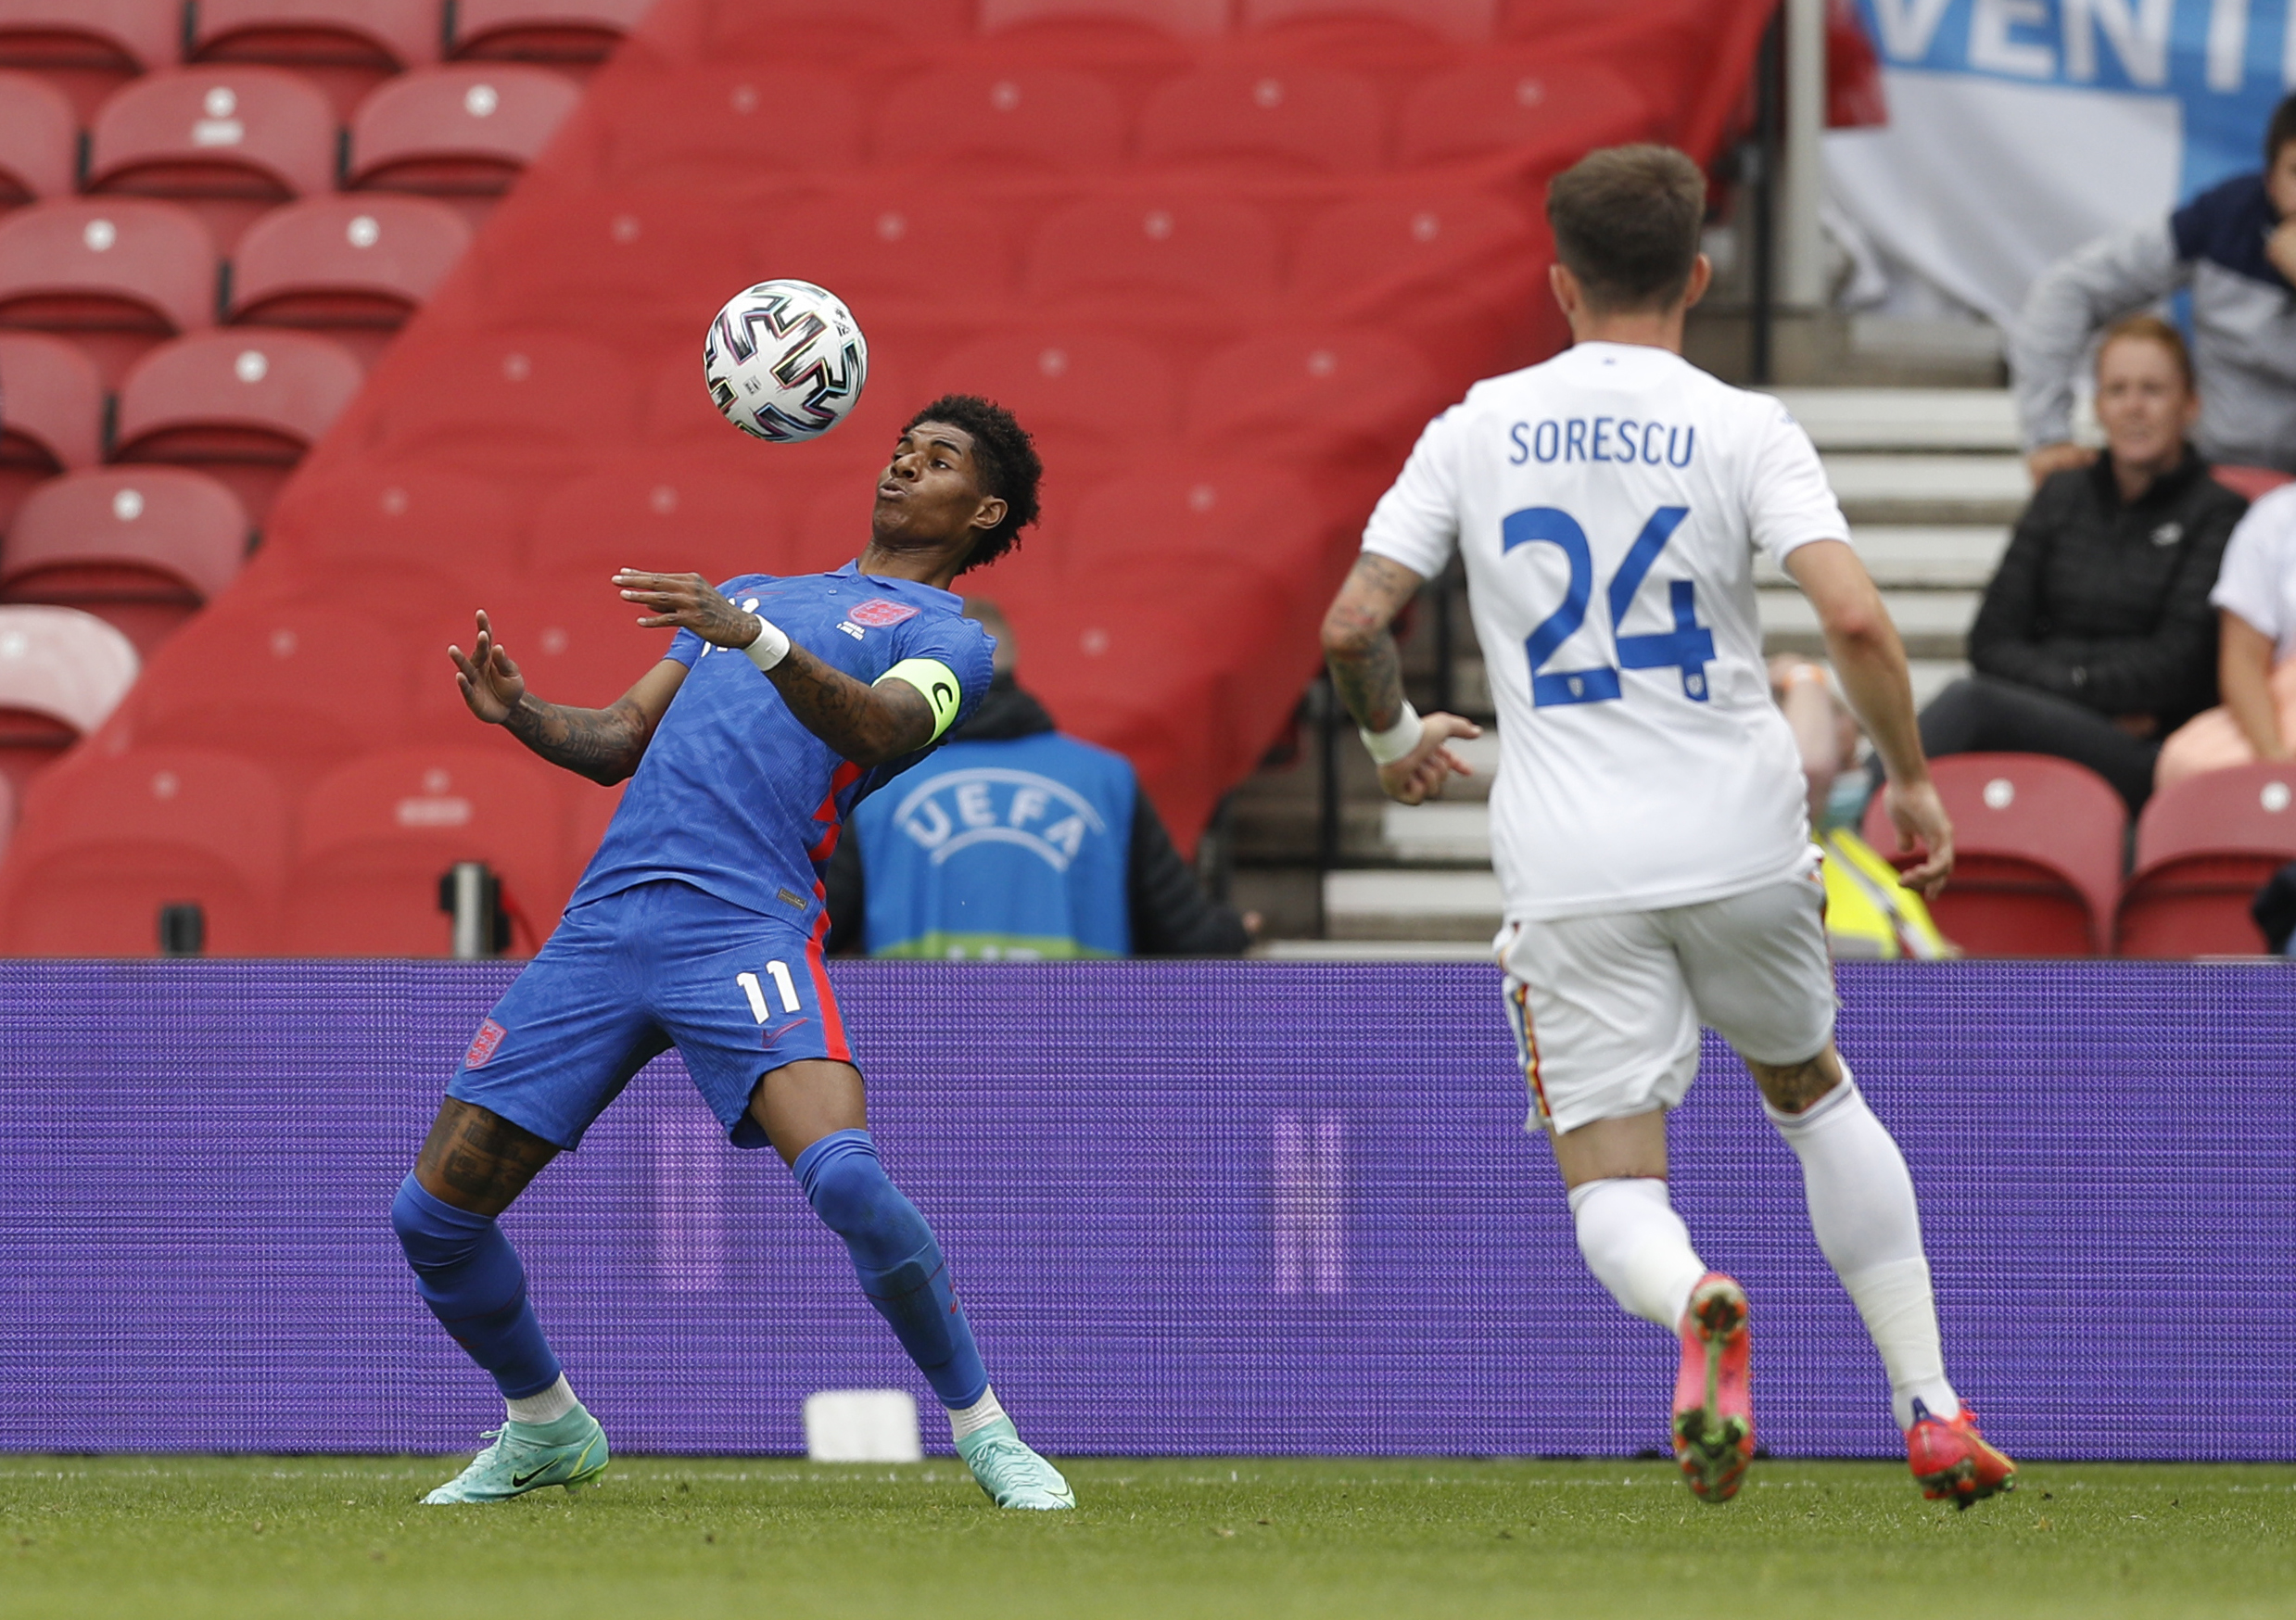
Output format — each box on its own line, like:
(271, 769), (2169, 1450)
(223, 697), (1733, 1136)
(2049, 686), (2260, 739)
(1818, 829), (1955, 960)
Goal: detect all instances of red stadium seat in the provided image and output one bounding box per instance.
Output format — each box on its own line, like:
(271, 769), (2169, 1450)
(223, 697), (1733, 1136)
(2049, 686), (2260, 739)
(449, 0), (650, 67)
(1184, 326), (1441, 463)
(417, 576), (685, 724)
(872, 66), (1125, 173)
(188, 0), (438, 119)
(0, 331), (103, 533)
(370, 330), (640, 470)
(114, 595), (412, 784)
(981, 0), (1230, 35)
(226, 195), (473, 365)
(111, 329), (364, 523)
(263, 460), (523, 568)
(742, 195), (1016, 322)
(0, 466), (248, 654)
(0, 198), (220, 386)
(0, 70), (78, 207)
(1397, 55), (1656, 167)
(348, 65), (582, 220)
(0, 1), (177, 120)
(0, 602), (138, 804)
(2212, 464), (2293, 502)
(2115, 762), (2296, 956)
(699, 0), (972, 67)
(1242, 0), (1494, 45)
(87, 67), (339, 253)
(1022, 195), (1280, 318)
(598, 66), (864, 182)
(931, 328), (1182, 475)
(1136, 66), (1386, 173)
(474, 188), (752, 334)
(0, 745), (288, 955)
(1859, 753), (2125, 956)
(526, 450), (793, 582)
(1068, 460), (1329, 590)
(1291, 188), (1547, 370)
(285, 745), (569, 955)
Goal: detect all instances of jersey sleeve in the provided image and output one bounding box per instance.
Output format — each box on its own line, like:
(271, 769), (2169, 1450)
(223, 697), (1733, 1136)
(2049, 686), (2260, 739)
(666, 627), (704, 667)
(1361, 406), (1465, 576)
(1744, 401), (1849, 565)
(888, 612), (996, 733)
(2211, 487), (2296, 639)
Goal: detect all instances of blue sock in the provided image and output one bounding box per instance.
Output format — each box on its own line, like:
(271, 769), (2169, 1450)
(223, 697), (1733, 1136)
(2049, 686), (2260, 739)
(793, 1130), (990, 1409)
(390, 1174), (564, 1402)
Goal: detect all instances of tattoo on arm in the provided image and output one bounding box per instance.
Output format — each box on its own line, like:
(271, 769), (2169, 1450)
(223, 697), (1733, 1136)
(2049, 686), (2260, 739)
(503, 694), (654, 785)
(766, 644), (935, 767)
(1321, 553), (1426, 731)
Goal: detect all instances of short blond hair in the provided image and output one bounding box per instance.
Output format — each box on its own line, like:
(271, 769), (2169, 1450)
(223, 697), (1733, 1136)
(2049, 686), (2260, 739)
(2098, 312), (2195, 392)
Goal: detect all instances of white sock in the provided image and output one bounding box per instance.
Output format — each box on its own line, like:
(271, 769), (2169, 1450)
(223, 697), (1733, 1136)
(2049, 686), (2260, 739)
(948, 1385), (1008, 1443)
(1567, 1177), (1707, 1331)
(505, 1373), (579, 1426)
(1765, 1070), (1960, 1429)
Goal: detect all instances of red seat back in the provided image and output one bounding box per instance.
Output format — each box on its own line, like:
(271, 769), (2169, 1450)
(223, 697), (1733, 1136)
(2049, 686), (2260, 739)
(227, 195), (472, 358)
(112, 329), (364, 522)
(0, 198), (220, 385)
(474, 188), (752, 331)
(1860, 753), (2125, 956)
(1397, 54), (1655, 166)
(0, 746), (288, 954)
(1243, 0), (1495, 44)
(370, 329), (640, 469)
(1023, 194), (1280, 315)
(873, 66), (1126, 172)
(2, 467), (247, 653)
(1184, 326), (1442, 462)
(0, 1), (176, 119)
(264, 460), (522, 569)
(285, 743), (570, 954)
(597, 65), (864, 183)
(2115, 762), (2296, 956)
(449, 0), (650, 66)
(2209, 464), (2292, 502)
(0, 332), (102, 533)
(742, 192), (1016, 317)
(931, 328), (1182, 475)
(0, 69), (77, 204)
(526, 450), (793, 582)
(88, 67), (339, 251)
(981, 0), (1229, 34)
(1137, 65), (1386, 172)
(191, 0), (438, 69)
(349, 65), (582, 201)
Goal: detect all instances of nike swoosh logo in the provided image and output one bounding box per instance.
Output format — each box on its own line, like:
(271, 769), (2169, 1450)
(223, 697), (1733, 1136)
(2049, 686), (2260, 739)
(511, 1467), (551, 1487)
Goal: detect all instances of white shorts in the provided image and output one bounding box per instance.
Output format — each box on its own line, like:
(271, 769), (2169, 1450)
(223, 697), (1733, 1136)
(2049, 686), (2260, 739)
(1496, 875), (1836, 1136)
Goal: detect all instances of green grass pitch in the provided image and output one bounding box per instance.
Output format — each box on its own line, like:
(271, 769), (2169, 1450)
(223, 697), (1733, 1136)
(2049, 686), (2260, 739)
(3, 1455), (2292, 1619)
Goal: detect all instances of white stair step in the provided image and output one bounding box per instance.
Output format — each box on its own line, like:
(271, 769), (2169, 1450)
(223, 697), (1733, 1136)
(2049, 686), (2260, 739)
(1766, 388), (2020, 451)
(1381, 801), (1490, 862)
(1324, 869), (1503, 940)
(1820, 453), (2030, 509)
(1756, 525), (2008, 589)
(1759, 589), (1980, 643)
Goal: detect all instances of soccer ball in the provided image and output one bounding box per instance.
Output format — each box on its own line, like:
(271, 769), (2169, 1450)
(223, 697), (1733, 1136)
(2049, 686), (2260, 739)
(704, 279), (868, 443)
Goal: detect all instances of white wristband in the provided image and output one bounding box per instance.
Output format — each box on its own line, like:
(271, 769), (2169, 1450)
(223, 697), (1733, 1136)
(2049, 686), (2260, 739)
(741, 614), (791, 672)
(1360, 702), (1425, 766)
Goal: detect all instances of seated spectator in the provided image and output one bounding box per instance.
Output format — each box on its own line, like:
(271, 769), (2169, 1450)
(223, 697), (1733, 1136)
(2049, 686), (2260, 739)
(1919, 315), (2245, 815)
(826, 600), (1253, 959)
(2157, 482), (2296, 787)
(2012, 93), (2296, 479)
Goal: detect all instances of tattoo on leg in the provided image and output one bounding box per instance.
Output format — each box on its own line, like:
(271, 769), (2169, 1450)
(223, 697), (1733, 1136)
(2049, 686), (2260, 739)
(1747, 1051), (1842, 1115)
(414, 1098), (558, 1214)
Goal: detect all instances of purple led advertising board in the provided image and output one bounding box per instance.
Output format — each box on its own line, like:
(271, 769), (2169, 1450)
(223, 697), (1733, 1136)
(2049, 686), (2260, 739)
(0, 961), (2289, 1460)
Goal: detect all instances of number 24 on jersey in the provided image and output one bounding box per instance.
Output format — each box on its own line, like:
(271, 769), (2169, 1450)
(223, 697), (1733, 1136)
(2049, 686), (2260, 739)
(1504, 504), (1716, 707)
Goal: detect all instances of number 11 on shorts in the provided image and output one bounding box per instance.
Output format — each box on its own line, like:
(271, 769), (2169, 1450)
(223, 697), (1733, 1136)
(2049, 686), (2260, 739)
(736, 964), (800, 1022)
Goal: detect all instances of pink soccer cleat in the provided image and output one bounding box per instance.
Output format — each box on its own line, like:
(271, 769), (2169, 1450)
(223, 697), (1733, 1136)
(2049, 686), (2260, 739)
(1671, 1272), (1754, 1504)
(1906, 1401), (2017, 1509)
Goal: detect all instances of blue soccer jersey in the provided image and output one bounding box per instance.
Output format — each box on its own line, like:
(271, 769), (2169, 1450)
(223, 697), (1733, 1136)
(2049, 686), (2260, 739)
(568, 563), (996, 934)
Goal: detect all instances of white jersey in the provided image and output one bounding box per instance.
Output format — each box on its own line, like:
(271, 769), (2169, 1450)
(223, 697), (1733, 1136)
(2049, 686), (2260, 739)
(1363, 341), (1846, 921)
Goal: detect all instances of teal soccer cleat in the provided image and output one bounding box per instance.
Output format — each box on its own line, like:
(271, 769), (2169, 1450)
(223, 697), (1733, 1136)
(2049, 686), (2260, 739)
(421, 1407), (610, 1504)
(955, 1418), (1075, 1510)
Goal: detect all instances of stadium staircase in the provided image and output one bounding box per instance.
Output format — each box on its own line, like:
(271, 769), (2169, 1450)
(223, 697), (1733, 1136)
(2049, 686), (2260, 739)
(1257, 386), (2023, 947)
(0, 0), (1776, 956)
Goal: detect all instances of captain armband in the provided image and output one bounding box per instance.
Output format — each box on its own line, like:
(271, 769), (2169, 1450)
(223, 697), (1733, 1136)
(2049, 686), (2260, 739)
(876, 657), (964, 742)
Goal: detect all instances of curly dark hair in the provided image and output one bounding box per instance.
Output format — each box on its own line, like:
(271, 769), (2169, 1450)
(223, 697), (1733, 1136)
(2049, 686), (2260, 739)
(904, 394), (1042, 575)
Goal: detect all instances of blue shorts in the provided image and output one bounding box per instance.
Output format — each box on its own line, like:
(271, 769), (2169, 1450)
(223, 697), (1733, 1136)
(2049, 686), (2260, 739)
(448, 879), (852, 1150)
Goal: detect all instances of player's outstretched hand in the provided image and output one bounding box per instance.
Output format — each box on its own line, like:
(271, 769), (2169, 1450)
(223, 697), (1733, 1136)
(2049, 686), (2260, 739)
(612, 569), (760, 650)
(1883, 776), (1954, 900)
(448, 609), (526, 725)
(1378, 712), (1481, 805)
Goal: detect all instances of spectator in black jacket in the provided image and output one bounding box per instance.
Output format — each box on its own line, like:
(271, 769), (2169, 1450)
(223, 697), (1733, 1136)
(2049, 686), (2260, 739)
(1919, 314), (2247, 813)
(825, 600), (1255, 957)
